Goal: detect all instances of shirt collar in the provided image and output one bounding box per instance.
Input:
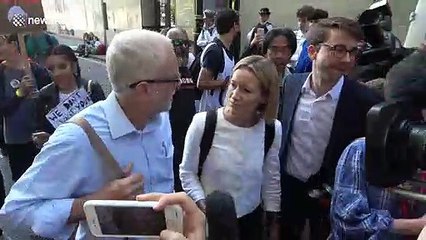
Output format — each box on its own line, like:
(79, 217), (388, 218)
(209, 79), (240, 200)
(103, 93), (137, 140)
(302, 73), (345, 101)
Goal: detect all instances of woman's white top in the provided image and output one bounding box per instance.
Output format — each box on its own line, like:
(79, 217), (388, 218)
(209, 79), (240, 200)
(179, 108), (282, 217)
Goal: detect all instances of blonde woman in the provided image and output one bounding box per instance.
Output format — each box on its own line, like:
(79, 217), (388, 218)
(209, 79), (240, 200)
(180, 55), (281, 240)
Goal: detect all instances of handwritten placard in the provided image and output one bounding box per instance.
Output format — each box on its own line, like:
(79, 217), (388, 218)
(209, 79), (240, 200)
(46, 88), (93, 129)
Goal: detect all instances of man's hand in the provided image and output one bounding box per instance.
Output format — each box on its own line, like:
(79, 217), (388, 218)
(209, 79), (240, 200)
(67, 164), (142, 223)
(32, 132), (51, 149)
(93, 173), (143, 200)
(136, 192), (206, 240)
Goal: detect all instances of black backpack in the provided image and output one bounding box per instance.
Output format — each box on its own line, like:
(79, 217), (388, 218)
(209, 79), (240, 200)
(189, 42), (225, 99)
(197, 110), (275, 177)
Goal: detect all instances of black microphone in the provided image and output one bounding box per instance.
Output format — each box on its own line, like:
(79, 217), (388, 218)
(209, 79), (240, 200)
(205, 191), (239, 240)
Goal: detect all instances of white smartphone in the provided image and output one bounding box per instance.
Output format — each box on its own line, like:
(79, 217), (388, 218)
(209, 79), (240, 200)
(256, 28), (265, 38)
(84, 200), (183, 239)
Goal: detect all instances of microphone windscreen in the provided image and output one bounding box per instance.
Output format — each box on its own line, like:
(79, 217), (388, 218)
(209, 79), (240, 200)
(205, 191), (239, 240)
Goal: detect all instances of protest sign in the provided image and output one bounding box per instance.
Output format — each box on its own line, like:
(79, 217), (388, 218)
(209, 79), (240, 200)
(46, 88), (93, 129)
(0, 0), (46, 35)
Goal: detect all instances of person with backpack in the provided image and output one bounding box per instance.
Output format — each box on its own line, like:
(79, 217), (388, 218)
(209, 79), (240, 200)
(197, 9), (240, 112)
(180, 56), (281, 240)
(25, 31), (59, 66)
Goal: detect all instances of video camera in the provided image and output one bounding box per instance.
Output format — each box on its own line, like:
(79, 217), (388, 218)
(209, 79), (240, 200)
(357, 9), (398, 66)
(366, 102), (426, 188)
(354, 5), (414, 82)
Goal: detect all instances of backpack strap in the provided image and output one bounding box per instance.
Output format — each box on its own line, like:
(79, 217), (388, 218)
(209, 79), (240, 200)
(70, 118), (124, 180)
(198, 110), (217, 178)
(264, 121), (275, 157)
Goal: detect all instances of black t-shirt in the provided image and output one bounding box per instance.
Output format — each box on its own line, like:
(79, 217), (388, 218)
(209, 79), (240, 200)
(201, 38), (234, 79)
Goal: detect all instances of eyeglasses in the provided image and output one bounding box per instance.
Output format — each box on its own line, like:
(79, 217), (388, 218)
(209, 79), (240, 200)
(129, 79), (180, 89)
(171, 39), (190, 47)
(319, 43), (360, 59)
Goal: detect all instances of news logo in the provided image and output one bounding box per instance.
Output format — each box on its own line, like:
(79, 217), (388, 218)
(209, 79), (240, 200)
(6, 5), (46, 28)
(7, 5), (28, 27)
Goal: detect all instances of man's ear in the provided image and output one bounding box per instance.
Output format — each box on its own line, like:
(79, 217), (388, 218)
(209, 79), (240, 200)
(134, 82), (151, 95)
(308, 45), (318, 60)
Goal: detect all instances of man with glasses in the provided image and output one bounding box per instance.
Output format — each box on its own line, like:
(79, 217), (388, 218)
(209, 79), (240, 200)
(279, 17), (383, 239)
(0, 30), (178, 239)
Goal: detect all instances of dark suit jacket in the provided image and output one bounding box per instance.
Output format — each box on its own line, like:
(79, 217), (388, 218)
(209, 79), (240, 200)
(36, 78), (105, 134)
(279, 73), (383, 186)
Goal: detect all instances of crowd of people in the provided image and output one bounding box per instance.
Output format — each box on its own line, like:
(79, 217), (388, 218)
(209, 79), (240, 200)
(0, 2), (425, 240)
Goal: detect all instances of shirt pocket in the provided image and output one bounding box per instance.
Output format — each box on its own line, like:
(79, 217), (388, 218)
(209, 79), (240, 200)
(156, 141), (174, 185)
(161, 140), (174, 159)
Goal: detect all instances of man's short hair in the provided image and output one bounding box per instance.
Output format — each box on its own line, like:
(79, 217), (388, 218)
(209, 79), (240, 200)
(384, 50), (426, 107)
(308, 9), (329, 22)
(262, 28), (297, 56)
(215, 9), (239, 35)
(106, 29), (174, 94)
(306, 17), (364, 46)
(296, 5), (315, 19)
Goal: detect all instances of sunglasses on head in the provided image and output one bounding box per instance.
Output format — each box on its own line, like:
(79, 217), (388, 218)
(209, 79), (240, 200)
(171, 39), (190, 47)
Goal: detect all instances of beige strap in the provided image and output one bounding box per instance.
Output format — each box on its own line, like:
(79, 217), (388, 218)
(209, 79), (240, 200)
(71, 118), (123, 180)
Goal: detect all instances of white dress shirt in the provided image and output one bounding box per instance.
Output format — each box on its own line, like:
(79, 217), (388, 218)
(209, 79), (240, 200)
(180, 108), (281, 217)
(286, 74), (344, 182)
(0, 93), (174, 239)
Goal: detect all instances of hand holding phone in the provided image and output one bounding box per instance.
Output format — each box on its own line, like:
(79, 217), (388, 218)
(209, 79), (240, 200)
(137, 192), (206, 240)
(84, 200), (183, 239)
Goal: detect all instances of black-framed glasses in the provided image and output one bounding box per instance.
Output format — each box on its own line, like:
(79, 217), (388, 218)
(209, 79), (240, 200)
(319, 43), (360, 59)
(129, 79), (180, 89)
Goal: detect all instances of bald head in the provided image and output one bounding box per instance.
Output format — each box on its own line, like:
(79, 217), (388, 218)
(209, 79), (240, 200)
(106, 29), (178, 94)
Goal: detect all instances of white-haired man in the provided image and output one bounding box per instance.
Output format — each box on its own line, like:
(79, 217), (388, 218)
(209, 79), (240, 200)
(0, 29), (179, 239)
